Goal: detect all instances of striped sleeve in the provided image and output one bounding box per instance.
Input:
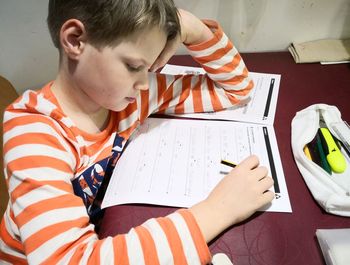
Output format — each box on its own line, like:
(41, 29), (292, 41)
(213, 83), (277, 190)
(138, 19), (254, 121)
(1, 109), (211, 263)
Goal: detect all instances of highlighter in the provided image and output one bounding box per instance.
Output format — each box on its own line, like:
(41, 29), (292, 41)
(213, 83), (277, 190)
(303, 145), (312, 161)
(316, 132), (332, 174)
(319, 128), (346, 173)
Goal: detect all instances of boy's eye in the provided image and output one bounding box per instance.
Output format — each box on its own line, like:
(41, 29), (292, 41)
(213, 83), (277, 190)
(126, 64), (142, 72)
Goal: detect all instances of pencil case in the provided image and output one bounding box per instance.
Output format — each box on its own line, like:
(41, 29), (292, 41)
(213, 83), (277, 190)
(291, 104), (350, 216)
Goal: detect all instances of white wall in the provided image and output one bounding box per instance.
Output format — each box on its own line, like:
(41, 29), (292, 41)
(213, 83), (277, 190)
(176, 0), (350, 52)
(1, 0), (349, 94)
(0, 0), (58, 94)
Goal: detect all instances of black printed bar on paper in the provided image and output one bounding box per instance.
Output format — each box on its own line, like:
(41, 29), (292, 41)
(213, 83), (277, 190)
(263, 127), (280, 193)
(263, 78), (275, 120)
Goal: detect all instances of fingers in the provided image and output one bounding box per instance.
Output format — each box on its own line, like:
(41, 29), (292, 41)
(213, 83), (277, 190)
(253, 166), (268, 180)
(150, 37), (180, 72)
(229, 154), (275, 203)
(237, 155), (259, 170)
(238, 155), (275, 198)
(259, 176), (274, 192)
(150, 54), (167, 72)
(234, 156), (271, 180)
(260, 190), (275, 205)
(257, 175), (275, 207)
(233, 156), (268, 181)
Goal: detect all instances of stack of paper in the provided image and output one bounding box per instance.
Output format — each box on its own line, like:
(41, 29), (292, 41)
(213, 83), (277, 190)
(102, 65), (292, 213)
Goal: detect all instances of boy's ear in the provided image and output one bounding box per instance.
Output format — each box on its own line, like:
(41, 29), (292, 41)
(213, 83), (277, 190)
(60, 19), (87, 60)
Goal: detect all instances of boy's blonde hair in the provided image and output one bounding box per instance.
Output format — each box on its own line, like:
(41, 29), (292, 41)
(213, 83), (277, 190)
(47, 0), (180, 49)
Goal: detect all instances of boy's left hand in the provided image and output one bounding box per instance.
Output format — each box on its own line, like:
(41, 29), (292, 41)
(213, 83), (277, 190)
(150, 9), (214, 72)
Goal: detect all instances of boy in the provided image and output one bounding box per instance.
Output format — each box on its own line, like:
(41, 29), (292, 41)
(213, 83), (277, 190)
(0, 0), (274, 264)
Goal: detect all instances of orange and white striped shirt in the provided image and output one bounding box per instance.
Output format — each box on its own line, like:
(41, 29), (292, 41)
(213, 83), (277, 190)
(0, 21), (253, 264)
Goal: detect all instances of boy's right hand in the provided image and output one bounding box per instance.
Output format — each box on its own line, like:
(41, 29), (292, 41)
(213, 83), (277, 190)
(150, 9), (214, 72)
(189, 155), (275, 242)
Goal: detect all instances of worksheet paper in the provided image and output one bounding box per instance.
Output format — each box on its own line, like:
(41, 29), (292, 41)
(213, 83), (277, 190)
(102, 118), (292, 213)
(160, 64), (281, 125)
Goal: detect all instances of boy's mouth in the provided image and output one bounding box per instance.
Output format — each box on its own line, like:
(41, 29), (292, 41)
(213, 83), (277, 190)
(125, 97), (136, 103)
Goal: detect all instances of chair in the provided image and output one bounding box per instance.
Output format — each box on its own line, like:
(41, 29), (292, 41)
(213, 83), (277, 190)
(0, 76), (18, 217)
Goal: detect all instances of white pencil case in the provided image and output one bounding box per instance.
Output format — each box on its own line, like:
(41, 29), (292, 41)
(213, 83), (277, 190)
(291, 104), (350, 216)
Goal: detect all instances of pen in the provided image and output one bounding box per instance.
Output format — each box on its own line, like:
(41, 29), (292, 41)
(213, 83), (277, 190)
(330, 121), (350, 158)
(221, 159), (237, 168)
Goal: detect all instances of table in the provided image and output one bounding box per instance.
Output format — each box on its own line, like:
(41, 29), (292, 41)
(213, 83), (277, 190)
(98, 52), (350, 265)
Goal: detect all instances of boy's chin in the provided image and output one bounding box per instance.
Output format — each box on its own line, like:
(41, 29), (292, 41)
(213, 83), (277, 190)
(111, 101), (133, 112)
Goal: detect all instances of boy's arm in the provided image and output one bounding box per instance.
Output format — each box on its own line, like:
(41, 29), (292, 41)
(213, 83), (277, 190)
(1, 106), (211, 264)
(138, 10), (253, 120)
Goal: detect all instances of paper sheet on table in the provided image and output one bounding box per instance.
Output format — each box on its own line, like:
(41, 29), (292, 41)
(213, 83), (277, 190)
(102, 118), (292, 213)
(160, 64), (281, 125)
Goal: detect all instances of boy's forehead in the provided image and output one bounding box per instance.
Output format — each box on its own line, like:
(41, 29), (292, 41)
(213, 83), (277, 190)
(116, 26), (168, 64)
(126, 25), (167, 45)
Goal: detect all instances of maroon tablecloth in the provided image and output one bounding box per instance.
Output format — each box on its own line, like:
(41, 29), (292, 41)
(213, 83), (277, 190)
(99, 52), (350, 265)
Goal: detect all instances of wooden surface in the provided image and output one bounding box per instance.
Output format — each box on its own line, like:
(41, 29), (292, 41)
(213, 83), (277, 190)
(0, 76), (18, 217)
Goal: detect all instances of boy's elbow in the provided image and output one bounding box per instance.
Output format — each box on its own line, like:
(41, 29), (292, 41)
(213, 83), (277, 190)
(221, 77), (255, 102)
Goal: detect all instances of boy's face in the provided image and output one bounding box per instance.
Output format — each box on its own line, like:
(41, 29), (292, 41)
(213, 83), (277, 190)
(72, 26), (167, 112)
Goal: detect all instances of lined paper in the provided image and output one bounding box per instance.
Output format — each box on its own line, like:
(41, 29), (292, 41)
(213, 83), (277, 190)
(102, 118), (292, 213)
